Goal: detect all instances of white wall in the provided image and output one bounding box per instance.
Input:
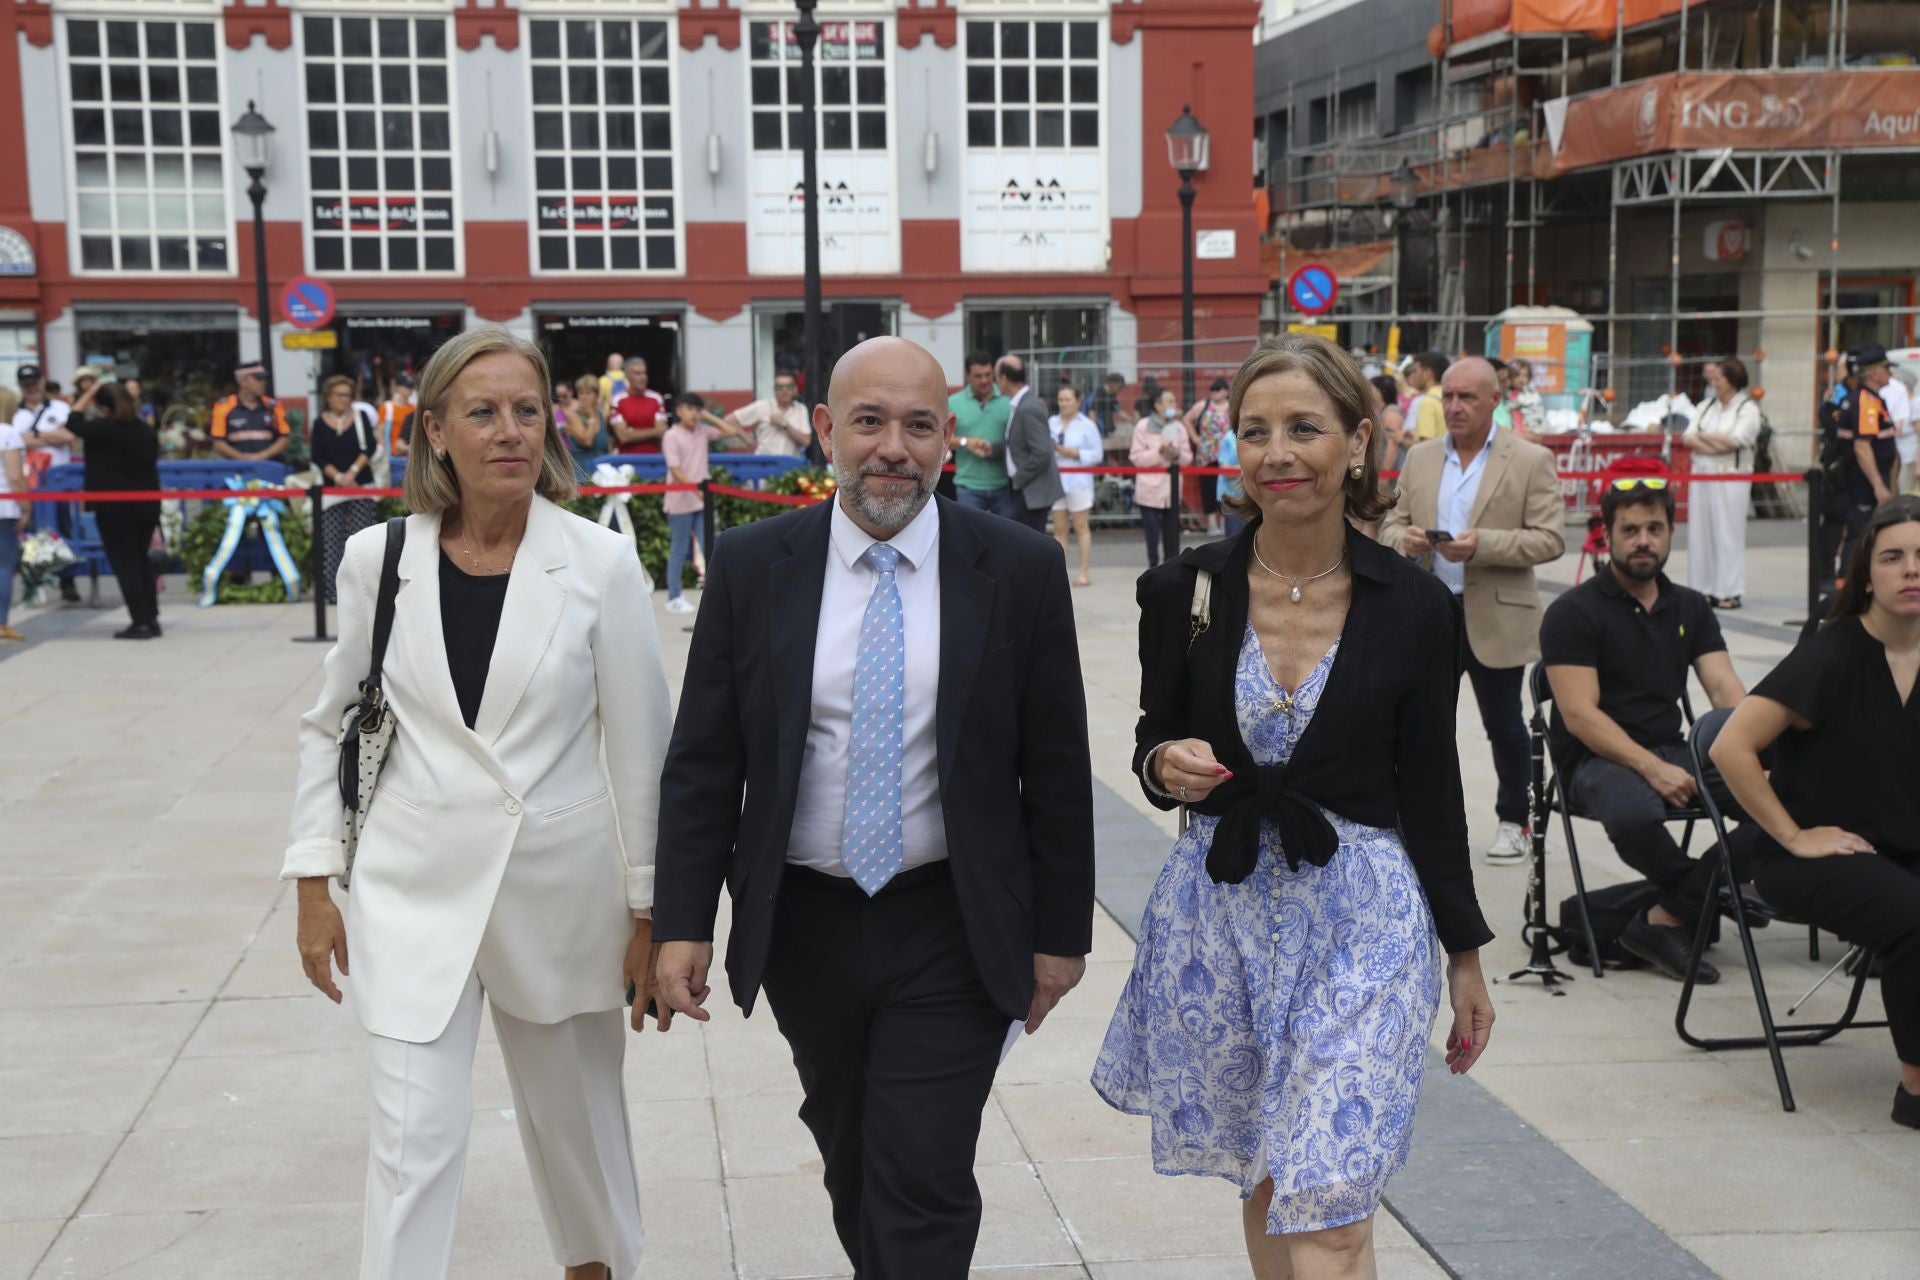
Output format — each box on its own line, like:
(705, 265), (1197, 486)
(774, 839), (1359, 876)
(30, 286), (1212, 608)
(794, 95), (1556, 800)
(900, 303), (965, 385)
(455, 38), (530, 225)
(895, 30), (962, 221)
(1108, 32), (1143, 222)
(679, 37), (749, 224)
(19, 34), (67, 224)
(684, 310), (753, 392)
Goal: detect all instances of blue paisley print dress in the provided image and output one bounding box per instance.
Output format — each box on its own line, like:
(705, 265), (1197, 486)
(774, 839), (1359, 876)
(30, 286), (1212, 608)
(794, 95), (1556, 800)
(1091, 622), (1443, 1234)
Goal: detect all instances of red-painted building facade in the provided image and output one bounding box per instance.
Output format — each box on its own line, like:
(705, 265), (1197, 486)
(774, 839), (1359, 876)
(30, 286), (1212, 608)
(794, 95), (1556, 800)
(0, 0), (1260, 417)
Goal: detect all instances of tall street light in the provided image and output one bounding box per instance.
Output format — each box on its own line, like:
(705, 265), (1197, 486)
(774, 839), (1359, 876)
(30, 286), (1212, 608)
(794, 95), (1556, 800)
(1389, 159), (1418, 351)
(795, 0), (824, 451)
(232, 101), (277, 396)
(1165, 106), (1209, 407)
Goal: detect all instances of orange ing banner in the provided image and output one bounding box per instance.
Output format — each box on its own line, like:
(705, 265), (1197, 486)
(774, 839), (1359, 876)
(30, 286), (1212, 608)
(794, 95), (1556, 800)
(1500, 323), (1568, 394)
(1446, 0), (1684, 44)
(1550, 71), (1920, 172)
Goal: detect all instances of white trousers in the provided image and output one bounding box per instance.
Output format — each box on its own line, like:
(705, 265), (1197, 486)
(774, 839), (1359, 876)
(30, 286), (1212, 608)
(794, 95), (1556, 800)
(1687, 479), (1750, 601)
(361, 971), (643, 1280)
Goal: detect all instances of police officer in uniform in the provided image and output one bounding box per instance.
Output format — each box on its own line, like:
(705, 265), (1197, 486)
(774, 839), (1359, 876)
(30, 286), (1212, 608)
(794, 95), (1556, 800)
(1836, 343), (1899, 577)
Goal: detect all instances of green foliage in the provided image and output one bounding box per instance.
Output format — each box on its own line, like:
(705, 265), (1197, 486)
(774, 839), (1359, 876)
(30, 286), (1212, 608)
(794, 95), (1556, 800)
(709, 464), (834, 531)
(174, 497), (313, 604)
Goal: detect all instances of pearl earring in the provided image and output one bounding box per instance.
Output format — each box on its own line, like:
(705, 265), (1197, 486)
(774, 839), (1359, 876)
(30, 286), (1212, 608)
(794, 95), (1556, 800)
(1351, 464), (1364, 479)
(435, 448), (447, 461)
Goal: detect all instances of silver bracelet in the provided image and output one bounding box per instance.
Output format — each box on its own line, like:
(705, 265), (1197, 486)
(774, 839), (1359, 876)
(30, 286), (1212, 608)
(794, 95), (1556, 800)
(1141, 740), (1179, 801)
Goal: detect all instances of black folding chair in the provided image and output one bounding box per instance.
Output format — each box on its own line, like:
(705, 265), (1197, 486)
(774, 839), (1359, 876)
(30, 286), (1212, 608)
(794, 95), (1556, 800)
(1676, 708), (1885, 1112)
(1526, 663), (1701, 978)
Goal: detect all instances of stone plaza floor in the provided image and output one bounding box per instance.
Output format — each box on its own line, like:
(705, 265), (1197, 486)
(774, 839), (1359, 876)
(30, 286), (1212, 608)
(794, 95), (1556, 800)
(1, 515), (1914, 1279)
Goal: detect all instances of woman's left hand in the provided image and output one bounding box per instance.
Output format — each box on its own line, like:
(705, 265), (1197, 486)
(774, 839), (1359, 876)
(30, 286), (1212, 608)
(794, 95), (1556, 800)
(1443, 950), (1494, 1075)
(625, 916), (660, 1033)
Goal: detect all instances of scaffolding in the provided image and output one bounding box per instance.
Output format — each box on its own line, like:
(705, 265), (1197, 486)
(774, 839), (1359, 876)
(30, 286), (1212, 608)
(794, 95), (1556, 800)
(1265, 0), (1920, 448)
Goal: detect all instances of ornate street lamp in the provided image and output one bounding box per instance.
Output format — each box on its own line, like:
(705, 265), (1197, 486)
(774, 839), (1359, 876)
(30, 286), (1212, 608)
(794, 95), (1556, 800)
(1165, 106), (1209, 406)
(231, 101), (277, 396)
(795, 1), (824, 452)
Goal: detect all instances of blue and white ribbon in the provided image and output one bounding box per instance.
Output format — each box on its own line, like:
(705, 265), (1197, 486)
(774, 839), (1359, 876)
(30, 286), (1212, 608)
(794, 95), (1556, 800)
(199, 478), (303, 606)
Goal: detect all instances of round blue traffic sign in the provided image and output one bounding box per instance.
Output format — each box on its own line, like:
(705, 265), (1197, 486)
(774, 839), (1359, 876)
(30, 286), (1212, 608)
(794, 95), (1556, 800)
(281, 277), (336, 330)
(1286, 263), (1339, 317)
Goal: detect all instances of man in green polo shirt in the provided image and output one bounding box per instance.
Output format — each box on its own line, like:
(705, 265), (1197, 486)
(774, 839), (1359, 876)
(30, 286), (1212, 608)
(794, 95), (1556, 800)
(948, 352), (1016, 518)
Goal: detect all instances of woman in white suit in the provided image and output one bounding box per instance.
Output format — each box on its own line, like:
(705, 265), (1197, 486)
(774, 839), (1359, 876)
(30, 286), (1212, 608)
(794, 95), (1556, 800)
(1683, 356), (1764, 609)
(284, 326), (671, 1280)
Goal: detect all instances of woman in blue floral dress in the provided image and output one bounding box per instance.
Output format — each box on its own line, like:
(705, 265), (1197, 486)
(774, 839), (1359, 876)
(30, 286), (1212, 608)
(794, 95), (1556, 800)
(1093, 333), (1496, 1279)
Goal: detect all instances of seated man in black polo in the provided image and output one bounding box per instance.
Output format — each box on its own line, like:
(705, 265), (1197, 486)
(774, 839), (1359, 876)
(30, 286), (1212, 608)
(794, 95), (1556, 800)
(1541, 476), (1748, 981)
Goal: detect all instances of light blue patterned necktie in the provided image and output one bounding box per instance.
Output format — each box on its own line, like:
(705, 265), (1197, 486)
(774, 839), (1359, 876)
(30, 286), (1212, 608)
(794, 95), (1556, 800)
(842, 543), (906, 895)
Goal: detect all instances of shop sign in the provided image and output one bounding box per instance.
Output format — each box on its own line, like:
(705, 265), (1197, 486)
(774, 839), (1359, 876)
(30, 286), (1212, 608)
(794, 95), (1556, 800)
(282, 330), (339, 350)
(749, 153), (897, 275)
(537, 196), (676, 233)
(311, 197), (455, 233)
(1196, 230), (1237, 260)
(541, 314), (678, 330)
(342, 315), (452, 331)
(960, 151), (1105, 273)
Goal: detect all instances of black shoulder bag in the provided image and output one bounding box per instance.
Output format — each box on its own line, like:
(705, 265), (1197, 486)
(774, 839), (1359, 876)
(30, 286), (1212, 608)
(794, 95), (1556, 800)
(334, 517), (406, 890)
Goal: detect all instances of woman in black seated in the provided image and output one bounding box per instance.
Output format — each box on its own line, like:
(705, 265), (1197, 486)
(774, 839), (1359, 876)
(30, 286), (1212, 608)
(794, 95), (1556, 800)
(1711, 495), (1920, 1129)
(68, 381), (162, 639)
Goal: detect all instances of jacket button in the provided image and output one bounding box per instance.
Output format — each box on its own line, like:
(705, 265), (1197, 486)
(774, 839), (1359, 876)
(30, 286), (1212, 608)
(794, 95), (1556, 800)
(504, 798), (523, 815)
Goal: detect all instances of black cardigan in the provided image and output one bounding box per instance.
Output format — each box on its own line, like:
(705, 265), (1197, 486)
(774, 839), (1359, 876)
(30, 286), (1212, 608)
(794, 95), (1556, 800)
(1133, 521), (1494, 955)
(68, 414), (160, 496)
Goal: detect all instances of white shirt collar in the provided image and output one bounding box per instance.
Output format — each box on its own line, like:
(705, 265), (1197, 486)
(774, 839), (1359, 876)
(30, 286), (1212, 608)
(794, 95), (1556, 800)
(829, 493), (941, 573)
(1008, 385), (1029, 412)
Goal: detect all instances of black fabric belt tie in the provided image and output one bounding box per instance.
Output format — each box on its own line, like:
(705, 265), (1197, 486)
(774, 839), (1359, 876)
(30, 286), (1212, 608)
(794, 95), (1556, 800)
(1189, 763), (1338, 883)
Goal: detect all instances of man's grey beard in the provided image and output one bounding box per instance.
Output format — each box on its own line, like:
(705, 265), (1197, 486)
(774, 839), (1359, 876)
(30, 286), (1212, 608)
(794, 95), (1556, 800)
(836, 458), (935, 531)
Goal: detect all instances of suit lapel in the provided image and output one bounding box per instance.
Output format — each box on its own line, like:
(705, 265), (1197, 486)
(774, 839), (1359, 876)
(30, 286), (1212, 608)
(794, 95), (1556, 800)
(394, 510), (468, 734)
(471, 497), (568, 747)
(1411, 444), (1443, 530)
(769, 502), (833, 804)
(1468, 428), (1514, 528)
(935, 500), (994, 795)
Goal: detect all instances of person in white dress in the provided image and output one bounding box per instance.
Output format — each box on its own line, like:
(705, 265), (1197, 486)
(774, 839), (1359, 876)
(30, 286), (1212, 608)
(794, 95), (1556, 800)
(1049, 384), (1104, 586)
(1682, 357), (1763, 609)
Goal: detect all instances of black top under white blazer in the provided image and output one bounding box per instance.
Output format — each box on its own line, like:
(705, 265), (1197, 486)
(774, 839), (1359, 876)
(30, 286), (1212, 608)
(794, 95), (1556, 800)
(652, 495), (1097, 1020)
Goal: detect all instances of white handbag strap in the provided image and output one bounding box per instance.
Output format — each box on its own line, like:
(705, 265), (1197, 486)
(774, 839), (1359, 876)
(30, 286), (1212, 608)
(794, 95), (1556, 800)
(1187, 567), (1212, 652)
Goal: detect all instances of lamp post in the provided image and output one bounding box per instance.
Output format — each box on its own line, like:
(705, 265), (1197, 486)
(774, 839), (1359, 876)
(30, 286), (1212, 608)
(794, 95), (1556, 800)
(1164, 106), (1209, 407)
(1389, 159), (1418, 350)
(231, 101), (277, 396)
(795, 1), (824, 448)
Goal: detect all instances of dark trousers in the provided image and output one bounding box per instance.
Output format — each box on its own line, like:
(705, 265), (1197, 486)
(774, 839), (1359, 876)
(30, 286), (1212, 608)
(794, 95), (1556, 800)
(760, 863), (1008, 1280)
(955, 484), (1017, 521)
(1751, 843), (1920, 1065)
(1566, 744), (1729, 926)
(1450, 596), (1530, 825)
(1010, 501), (1050, 533)
(94, 502), (160, 626)
(1140, 505), (1180, 567)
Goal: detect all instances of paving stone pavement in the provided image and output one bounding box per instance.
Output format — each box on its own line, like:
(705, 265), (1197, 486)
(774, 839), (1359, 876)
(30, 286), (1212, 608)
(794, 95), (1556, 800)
(1, 516), (1914, 1279)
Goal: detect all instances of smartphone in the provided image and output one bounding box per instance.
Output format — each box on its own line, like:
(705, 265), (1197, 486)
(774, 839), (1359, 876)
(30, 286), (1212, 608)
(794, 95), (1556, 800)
(1425, 529), (1454, 544)
(626, 981), (661, 1021)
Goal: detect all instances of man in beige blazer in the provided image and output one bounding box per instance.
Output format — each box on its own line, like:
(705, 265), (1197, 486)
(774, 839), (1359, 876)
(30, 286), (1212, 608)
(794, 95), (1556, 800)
(1380, 356), (1565, 864)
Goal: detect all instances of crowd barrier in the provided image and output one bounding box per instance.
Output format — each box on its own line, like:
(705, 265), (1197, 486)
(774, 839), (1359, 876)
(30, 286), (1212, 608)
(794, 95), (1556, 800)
(2, 462), (1832, 644)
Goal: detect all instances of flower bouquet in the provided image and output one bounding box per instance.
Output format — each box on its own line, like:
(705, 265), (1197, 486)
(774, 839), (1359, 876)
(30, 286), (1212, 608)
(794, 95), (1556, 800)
(18, 530), (78, 605)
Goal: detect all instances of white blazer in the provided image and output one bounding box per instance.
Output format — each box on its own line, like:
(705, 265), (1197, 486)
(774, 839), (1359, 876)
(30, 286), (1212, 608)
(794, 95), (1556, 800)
(283, 496), (671, 1044)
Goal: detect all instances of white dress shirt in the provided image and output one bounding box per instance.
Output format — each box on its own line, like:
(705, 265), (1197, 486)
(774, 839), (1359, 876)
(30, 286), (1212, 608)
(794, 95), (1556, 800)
(1005, 385), (1029, 479)
(787, 498), (947, 877)
(1434, 432), (1492, 596)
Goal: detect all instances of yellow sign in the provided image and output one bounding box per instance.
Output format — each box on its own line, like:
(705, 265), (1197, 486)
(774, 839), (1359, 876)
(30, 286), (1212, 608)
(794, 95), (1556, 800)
(1287, 323), (1338, 342)
(281, 330), (338, 350)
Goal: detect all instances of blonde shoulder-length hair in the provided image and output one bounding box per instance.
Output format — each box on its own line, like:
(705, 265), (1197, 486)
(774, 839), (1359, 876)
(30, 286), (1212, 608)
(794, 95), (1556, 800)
(404, 325), (577, 514)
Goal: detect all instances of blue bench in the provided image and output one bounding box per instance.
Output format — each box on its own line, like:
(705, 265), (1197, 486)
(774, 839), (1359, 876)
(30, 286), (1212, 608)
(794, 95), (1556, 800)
(33, 460), (292, 591)
(585, 452), (810, 485)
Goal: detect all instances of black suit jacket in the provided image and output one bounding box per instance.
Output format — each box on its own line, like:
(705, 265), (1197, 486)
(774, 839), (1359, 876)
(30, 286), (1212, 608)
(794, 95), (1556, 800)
(1133, 522), (1494, 955)
(653, 496), (1096, 1019)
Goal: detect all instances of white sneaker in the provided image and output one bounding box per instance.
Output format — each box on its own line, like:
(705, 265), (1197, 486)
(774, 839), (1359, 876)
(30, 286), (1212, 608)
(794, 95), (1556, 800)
(1484, 821), (1529, 865)
(665, 597), (696, 615)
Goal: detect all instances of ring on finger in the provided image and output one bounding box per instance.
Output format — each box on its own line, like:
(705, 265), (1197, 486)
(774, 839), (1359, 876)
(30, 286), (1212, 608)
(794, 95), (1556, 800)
(1179, 784), (1188, 802)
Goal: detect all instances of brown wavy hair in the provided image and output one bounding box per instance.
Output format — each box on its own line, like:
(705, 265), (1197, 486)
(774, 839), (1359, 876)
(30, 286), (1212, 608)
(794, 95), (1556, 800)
(1223, 332), (1394, 523)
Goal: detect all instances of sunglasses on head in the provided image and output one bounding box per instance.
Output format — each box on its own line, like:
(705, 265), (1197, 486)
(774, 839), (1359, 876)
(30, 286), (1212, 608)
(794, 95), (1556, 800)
(1611, 477), (1669, 492)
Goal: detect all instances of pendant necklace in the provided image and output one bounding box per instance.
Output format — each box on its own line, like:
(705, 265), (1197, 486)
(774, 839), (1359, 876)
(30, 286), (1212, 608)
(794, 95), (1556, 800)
(1251, 540), (1345, 604)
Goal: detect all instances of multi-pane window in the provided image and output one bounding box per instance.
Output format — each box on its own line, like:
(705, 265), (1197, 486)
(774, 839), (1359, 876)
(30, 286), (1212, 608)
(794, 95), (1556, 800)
(529, 18), (677, 273)
(65, 18), (229, 273)
(964, 19), (1100, 149)
(302, 16), (457, 273)
(748, 21), (887, 152)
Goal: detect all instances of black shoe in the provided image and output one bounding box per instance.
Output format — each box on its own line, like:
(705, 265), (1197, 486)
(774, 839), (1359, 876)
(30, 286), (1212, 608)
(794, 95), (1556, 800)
(113, 622), (160, 640)
(1620, 914), (1720, 984)
(1895, 1085), (1920, 1129)
(60, 582), (82, 603)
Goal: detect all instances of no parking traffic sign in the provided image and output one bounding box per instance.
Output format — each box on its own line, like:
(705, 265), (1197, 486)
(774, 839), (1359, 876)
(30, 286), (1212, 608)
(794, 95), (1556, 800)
(281, 277), (336, 331)
(1286, 263), (1339, 317)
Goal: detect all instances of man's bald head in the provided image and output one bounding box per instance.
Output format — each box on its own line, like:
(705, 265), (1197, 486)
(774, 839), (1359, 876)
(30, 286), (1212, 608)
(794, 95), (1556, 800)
(1440, 356), (1499, 446)
(828, 336), (949, 414)
(817, 336), (955, 537)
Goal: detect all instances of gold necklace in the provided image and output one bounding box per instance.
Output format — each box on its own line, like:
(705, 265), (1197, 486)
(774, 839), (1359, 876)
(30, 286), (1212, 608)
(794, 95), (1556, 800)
(457, 529), (516, 576)
(1251, 540), (1345, 604)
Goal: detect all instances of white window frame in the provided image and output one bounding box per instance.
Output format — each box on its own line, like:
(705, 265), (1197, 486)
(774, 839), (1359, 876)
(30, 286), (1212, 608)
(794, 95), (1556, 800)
(296, 8), (465, 278)
(522, 5), (686, 277)
(744, 7), (892, 156)
(58, 7), (237, 278)
(961, 8), (1104, 153)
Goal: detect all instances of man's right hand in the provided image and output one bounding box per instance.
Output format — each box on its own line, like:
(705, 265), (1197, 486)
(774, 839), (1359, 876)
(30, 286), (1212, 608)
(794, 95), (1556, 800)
(1400, 527), (1432, 558)
(1641, 758), (1698, 809)
(654, 940), (714, 1031)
